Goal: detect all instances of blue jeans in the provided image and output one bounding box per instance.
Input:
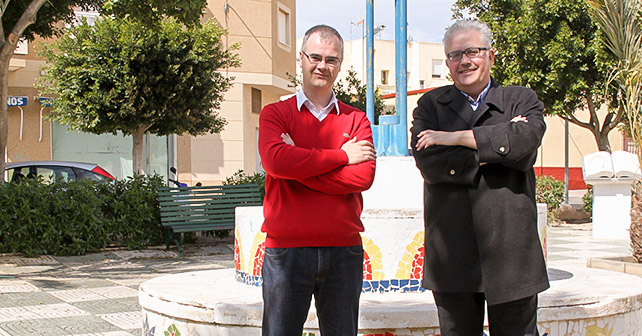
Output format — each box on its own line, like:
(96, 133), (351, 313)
(261, 246), (364, 336)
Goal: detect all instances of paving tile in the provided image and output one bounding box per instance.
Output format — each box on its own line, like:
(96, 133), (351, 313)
(112, 250), (178, 260)
(0, 320), (67, 336)
(0, 315), (118, 336)
(71, 332), (137, 336)
(49, 288), (110, 302)
(0, 306), (41, 322)
(90, 286), (138, 299)
(30, 278), (117, 291)
(0, 291), (64, 307)
(25, 303), (90, 319)
(57, 315), (123, 335)
(99, 311), (141, 330)
(71, 297), (140, 315)
(0, 280), (40, 293)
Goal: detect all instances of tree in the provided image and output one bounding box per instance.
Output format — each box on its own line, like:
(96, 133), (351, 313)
(453, 0), (621, 151)
(586, 0), (642, 261)
(38, 16), (240, 173)
(0, 0), (207, 182)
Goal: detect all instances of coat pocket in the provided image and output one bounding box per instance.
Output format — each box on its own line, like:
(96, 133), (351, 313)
(490, 134), (510, 155)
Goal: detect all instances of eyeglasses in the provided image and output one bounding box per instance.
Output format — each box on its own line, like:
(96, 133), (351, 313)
(446, 47), (490, 62)
(301, 50), (341, 67)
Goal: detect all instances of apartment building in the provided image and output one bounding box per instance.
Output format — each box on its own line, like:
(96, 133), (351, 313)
(6, 0), (296, 184)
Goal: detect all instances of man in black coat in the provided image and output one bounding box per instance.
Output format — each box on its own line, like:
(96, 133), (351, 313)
(410, 20), (549, 336)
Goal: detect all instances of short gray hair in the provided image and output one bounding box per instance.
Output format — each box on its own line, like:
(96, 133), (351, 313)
(301, 24), (344, 57)
(443, 20), (493, 52)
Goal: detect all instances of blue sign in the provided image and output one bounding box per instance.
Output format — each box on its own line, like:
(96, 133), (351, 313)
(38, 97), (52, 107)
(7, 96), (27, 107)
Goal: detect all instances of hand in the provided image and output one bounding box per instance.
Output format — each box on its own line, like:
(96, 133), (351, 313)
(416, 130), (457, 150)
(341, 137), (376, 165)
(511, 115), (528, 123)
(416, 129), (477, 150)
(281, 133), (295, 146)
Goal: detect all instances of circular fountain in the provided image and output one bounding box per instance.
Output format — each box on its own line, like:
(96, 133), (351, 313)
(139, 158), (642, 335)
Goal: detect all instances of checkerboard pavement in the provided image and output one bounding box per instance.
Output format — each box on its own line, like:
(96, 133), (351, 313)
(0, 238), (235, 336)
(0, 224), (635, 335)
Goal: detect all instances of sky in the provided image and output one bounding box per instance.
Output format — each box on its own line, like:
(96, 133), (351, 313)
(295, 0), (458, 43)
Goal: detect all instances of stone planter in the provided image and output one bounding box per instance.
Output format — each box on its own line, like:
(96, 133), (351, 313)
(588, 256), (642, 276)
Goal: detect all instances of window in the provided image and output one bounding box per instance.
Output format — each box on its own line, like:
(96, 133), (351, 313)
(252, 88), (262, 114)
(419, 80), (425, 89)
(432, 60), (443, 78)
(381, 70), (389, 85)
(37, 166), (77, 183)
(277, 4), (291, 46)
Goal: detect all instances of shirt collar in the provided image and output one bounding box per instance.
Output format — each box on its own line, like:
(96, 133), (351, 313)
(296, 89), (340, 115)
(459, 80), (492, 111)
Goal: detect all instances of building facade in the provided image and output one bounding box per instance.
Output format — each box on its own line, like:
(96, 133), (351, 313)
(178, 0), (295, 186)
(334, 38), (626, 190)
(6, 0), (295, 184)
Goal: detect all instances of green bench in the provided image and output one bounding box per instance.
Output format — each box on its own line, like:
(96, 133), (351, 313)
(158, 183), (262, 257)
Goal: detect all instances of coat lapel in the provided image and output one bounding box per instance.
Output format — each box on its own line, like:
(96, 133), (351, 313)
(471, 79), (504, 126)
(438, 86), (476, 127)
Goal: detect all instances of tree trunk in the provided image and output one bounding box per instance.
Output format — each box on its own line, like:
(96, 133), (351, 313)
(132, 126), (147, 175)
(0, 54), (9, 184)
(631, 181), (642, 263)
(595, 132), (612, 153)
(0, 0), (48, 183)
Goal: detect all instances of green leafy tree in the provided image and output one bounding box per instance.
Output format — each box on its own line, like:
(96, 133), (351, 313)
(453, 0), (621, 151)
(288, 68), (392, 123)
(39, 16), (240, 174)
(586, 0), (642, 262)
(0, 0), (207, 182)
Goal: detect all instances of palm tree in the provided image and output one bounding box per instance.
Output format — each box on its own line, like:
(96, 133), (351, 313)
(586, 0), (642, 262)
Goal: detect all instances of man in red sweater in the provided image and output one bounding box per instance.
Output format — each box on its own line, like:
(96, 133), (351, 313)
(258, 24), (376, 336)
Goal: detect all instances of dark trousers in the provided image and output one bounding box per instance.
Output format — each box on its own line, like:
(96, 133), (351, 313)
(261, 246), (364, 336)
(432, 291), (539, 336)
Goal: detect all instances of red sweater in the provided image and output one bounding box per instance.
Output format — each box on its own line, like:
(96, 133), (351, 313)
(258, 96), (376, 248)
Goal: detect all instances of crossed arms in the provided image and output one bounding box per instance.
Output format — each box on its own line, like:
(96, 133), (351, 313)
(411, 88), (545, 185)
(259, 105), (376, 195)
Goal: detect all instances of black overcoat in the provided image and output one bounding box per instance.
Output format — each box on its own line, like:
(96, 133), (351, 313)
(410, 80), (550, 304)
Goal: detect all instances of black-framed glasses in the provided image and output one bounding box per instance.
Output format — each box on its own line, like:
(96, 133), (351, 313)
(301, 50), (341, 67)
(446, 47), (490, 62)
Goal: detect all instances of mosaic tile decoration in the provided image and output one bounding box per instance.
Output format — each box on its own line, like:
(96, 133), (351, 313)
(362, 237), (384, 280)
(361, 279), (425, 293)
(234, 229), (243, 272)
(395, 231), (425, 280)
(235, 270), (263, 287)
(248, 232), (266, 276)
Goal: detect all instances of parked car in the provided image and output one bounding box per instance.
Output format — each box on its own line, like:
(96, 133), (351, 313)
(5, 161), (116, 183)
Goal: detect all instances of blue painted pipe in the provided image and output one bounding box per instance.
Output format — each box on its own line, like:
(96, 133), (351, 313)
(366, 0), (375, 125)
(395, 0), (408, 156)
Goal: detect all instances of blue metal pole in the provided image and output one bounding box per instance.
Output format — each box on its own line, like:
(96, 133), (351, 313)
(395, 0), (408, 155)
(366, 0), (375, 125)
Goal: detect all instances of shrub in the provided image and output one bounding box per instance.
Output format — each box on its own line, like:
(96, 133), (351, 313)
(583, 185), (593, 221)
(223, 169), (266, 201)
(0, 179), (109, 256)
(0, 174), (165, 256)
(536, 175), (565, 223)
(98, 174), (165, 249)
